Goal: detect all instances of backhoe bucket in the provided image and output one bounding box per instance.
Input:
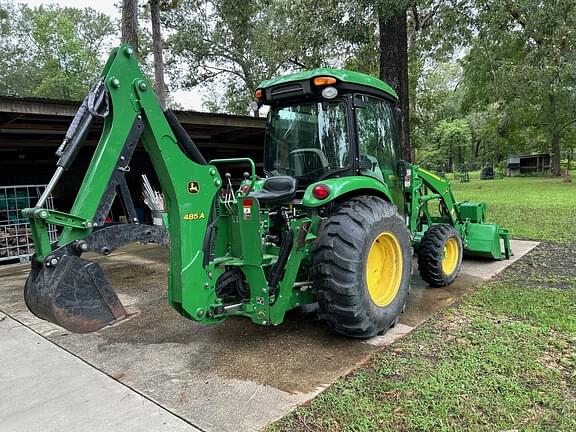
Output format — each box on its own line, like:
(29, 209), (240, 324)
(24, 255), (127, 333)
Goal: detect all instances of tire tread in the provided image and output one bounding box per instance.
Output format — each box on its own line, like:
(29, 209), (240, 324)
(313, 196), (411, 338)
(417, 224), (462, 287)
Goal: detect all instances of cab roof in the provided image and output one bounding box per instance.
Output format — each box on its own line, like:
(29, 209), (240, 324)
(257, 68), (398, 100)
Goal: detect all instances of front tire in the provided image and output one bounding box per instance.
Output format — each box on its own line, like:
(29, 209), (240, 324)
(313, 196), (412, 338)
(417, 224), (463, 287)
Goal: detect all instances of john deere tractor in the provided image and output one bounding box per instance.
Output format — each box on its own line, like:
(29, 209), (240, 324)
(23, 45), (511, 338)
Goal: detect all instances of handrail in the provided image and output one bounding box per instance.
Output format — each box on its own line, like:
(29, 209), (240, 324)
(209, 158), (257, 190)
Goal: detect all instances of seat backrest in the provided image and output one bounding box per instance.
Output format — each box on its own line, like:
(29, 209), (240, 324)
(290, 148), (328, 176)
(263, 176), (296, 192)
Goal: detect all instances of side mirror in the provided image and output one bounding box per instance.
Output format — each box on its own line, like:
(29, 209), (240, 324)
(396, 159), (407, 177)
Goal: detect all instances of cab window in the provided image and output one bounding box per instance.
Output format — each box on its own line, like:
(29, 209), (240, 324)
(356, 95), (403, 210)
(355, 95), (401, 182)
(264, 101), (350, 184)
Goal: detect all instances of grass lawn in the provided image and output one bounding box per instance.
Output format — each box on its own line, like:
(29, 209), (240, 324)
(268, 175), (576, 432)
(451, 173), (576, 242)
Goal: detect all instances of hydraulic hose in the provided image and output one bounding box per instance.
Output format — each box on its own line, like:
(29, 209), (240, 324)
(56, 80), (109, 170)
(37, 80), (109, 208)
(164, 109), (207, 165)
(267, 229), (294, 298)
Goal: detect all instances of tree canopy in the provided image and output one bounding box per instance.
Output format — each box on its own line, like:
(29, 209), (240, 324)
(0, 0), (573, 174)
(460, 0), (576, 175)
(162, 0), (362, 112)
(0, 1), (114, 100)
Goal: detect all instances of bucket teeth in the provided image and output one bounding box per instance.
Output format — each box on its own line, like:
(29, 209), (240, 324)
(24, 255), (127, 333)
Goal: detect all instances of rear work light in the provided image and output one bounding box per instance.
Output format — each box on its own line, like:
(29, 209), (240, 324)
(321, 86), (338, 99)
(312, 184), (331, 199)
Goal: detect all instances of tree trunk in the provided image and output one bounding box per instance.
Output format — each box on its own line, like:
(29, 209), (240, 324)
(548, 92), (561, 176)
(379, 8), (411, 162)
(150, 0), (166, 108)
(121, 0), (139, 54)
(551, 132), (561, 176)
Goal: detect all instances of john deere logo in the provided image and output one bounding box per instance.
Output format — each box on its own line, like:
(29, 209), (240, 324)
(188, 181), (200, 194)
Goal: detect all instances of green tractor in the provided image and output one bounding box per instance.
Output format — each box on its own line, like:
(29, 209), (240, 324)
(23, 45), (511, 338)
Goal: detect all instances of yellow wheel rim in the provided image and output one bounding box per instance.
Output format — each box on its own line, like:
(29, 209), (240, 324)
(441, 237), (459, 275)
(366, 232), (403, 307)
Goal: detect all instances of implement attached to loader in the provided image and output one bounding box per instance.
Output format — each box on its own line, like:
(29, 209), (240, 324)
(23, 45), (511, 338)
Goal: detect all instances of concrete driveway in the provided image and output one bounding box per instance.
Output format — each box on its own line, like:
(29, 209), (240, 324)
(0, 240), (537, 432)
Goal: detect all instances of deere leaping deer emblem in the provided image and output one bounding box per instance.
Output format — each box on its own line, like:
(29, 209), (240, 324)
(187, 181), (199, 194)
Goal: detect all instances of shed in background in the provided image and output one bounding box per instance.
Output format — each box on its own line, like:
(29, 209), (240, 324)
(506, 153), (550, 176)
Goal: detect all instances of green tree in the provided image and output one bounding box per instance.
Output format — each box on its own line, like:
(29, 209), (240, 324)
(461, 0), (576, 175)
(0, 0), (30, 95)
(379, 3), (410, 160)
(0, 1), (114, 100)
(412, 61), (463, 160)
(122, 0), (139, 54)
(163, 0), (378, 113)
(423, 119), (472, 171)
(149, 0), (171, 108)
(164, 0), (299, 113)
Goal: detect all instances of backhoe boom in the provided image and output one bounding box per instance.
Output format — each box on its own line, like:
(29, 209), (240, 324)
(24, 45), (223, 332)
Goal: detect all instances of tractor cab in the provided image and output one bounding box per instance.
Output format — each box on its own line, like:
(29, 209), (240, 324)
(256, 68), (404, 207)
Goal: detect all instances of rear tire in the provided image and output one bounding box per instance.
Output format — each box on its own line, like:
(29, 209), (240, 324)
(417, 224), (463, 287)
(313, 196), (412, 338)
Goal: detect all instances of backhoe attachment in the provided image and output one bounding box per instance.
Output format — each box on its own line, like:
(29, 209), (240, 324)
(22, 45), (216, 332)
(23, 75), (128, 333)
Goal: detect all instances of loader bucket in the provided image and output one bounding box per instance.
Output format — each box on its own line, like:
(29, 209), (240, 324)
(464, 223), (512, 260)
(24, 255), (127, 333)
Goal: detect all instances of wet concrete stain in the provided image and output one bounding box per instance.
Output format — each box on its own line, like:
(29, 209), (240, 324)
(0, 243), (529, 431)
(0, 245), (484, 395)
(109, 250), (482, 390)
(87, 246), (375, 394)
(401, 270), (483, 327)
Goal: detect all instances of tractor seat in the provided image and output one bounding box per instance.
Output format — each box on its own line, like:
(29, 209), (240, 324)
(249, 176), (296, 204)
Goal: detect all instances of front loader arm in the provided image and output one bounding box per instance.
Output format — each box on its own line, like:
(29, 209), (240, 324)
(406, 164), (512, 260)
(24, 45), (222, 332)
(409, 166), (460, 226)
